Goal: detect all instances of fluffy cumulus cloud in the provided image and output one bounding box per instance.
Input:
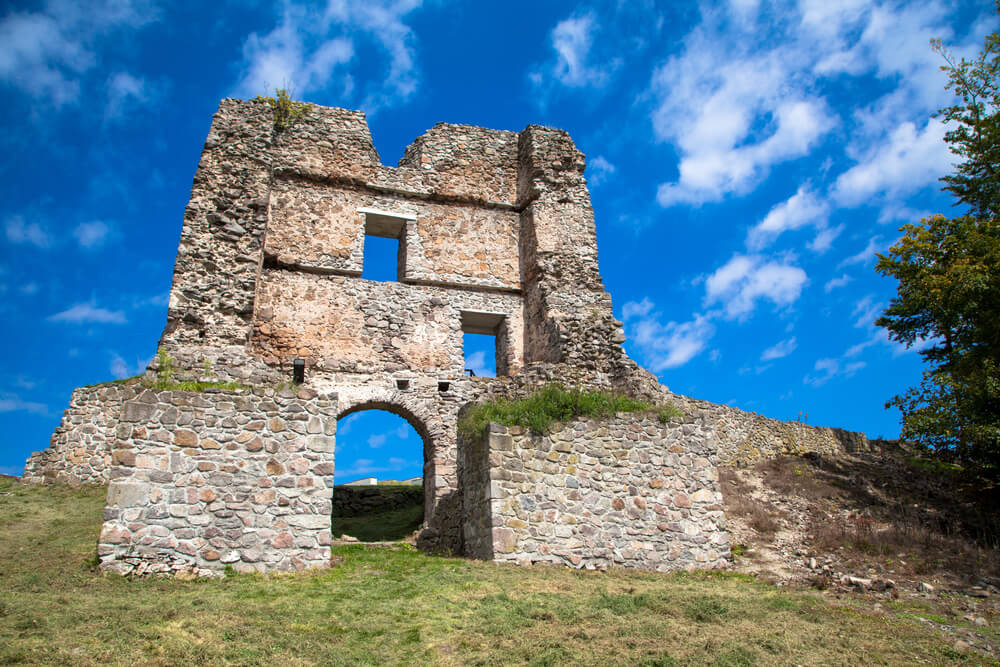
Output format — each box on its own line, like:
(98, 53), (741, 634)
(0, 0), (158, 107)
(747, 186), (830, 251)
(649, 0), (979, 218)
(234, 0), (423, 113)
(704, 254), (808, 320)
(622, 302), (715, 371)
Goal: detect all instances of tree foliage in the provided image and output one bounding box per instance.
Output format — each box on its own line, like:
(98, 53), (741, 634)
(876, 29), (1000, 481)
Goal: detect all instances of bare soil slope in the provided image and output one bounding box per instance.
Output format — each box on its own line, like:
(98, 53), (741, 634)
(721, 444), (1000, 657)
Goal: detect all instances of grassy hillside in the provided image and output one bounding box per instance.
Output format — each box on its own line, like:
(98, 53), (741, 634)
(0, 477), (989, 665)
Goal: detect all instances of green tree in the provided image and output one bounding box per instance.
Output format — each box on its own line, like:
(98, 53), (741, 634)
(875, 30), (1000, 481)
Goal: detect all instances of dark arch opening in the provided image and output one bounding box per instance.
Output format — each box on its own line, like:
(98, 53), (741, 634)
(332, 405), (428, 543)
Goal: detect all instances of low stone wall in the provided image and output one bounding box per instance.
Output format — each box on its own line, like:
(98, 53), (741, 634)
(332, 485), (423, 517)
(464, 414), (730, 572)
(23, 384), (131, 484)
(670, 394), (872, 466)
(97, 387), (337, 577)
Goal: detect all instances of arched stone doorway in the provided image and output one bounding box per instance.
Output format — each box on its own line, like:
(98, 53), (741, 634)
(335, 389), (463, 553)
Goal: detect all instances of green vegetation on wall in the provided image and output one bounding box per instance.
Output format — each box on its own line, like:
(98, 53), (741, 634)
(458, 383), (683, 441)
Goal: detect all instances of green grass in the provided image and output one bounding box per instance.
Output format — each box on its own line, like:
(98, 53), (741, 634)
(458, 383), (684, 440)
(0, 478), (986, 665)
(143, 379), (252, 392)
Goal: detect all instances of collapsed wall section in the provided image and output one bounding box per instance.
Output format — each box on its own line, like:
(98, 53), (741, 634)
(97, 387), (336, 577)
(22, 384), (126, 484)
(463, 415), (730, 572)
(669, 394), (872, 466)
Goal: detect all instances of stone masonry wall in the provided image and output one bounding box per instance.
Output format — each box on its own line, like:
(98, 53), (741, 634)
(668, 393), (872, 466)
(253, 271), (524, 377)
(332, 485), (423, 518)
(22, 384), (128, 484)
(97, 387), (336, 577)
(464, 414), (730, 572)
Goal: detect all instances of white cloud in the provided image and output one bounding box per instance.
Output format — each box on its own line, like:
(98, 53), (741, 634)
(838, 236), (883, 268)
(73, 221), (110, 249)
(367, 433), (386, 449)
(465, 350), (493, 377)
(704, 253), (808, 320)
(628, 311), (716, 371)
(5, 216), (50, 248)
(833, 119), (950, 207)
(824, 273), (852, 292)
(338, 412), (361, 435)
(761, 337), (797, 361)
(808, 224), (844, 254)
(650, 8), (837, 207)
(110, 353), (149, 379)
(747, 186), (829, 251)
(104, 71), (158, 122)
(851, 295), (882, 329)
(548, 13), (615, 88)
(587, 155), (616, 186)
(337, 456), (419, 479)
(647, 0), (984, 211)
(0, 395), (49, 416)
(621, 298), (654, 321)
(804, 357), (866, 386)
(0, 0), (158, 106)
(234, 0), (422, 114)
(48, 301), (126, 324)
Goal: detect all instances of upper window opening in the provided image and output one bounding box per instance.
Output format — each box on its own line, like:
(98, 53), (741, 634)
(359, 208), (414, 282)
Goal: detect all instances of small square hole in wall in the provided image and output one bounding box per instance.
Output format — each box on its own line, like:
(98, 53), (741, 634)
(438, 381), (450, 392)
(395, 378), (410, 391)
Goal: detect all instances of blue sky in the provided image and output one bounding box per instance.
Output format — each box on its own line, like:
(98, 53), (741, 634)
(0, 0), (991, 481)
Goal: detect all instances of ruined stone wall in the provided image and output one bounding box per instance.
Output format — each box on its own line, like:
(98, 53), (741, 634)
(464, 414), (730, 572)
(332, 485), (423, 518)
(22, 384), (127, 484)
(668, 393), (872, 466)
(266, 178), (521, 289)
(98, 387), (336, 577)
(253, 272), (523, 377)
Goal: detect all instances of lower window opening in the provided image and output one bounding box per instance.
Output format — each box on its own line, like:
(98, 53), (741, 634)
(462, 332), (497, 378)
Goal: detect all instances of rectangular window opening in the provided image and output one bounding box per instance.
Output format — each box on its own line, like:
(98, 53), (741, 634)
(360, 208), (412, 283)
(460, 311), (508, 377)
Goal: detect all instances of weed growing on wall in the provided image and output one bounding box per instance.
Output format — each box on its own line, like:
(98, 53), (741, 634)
(255, 88), (311, 133)
(458, 383), (683, 440)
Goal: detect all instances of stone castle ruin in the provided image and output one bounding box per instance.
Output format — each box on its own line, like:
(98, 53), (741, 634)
(24, 99), (870, 576)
